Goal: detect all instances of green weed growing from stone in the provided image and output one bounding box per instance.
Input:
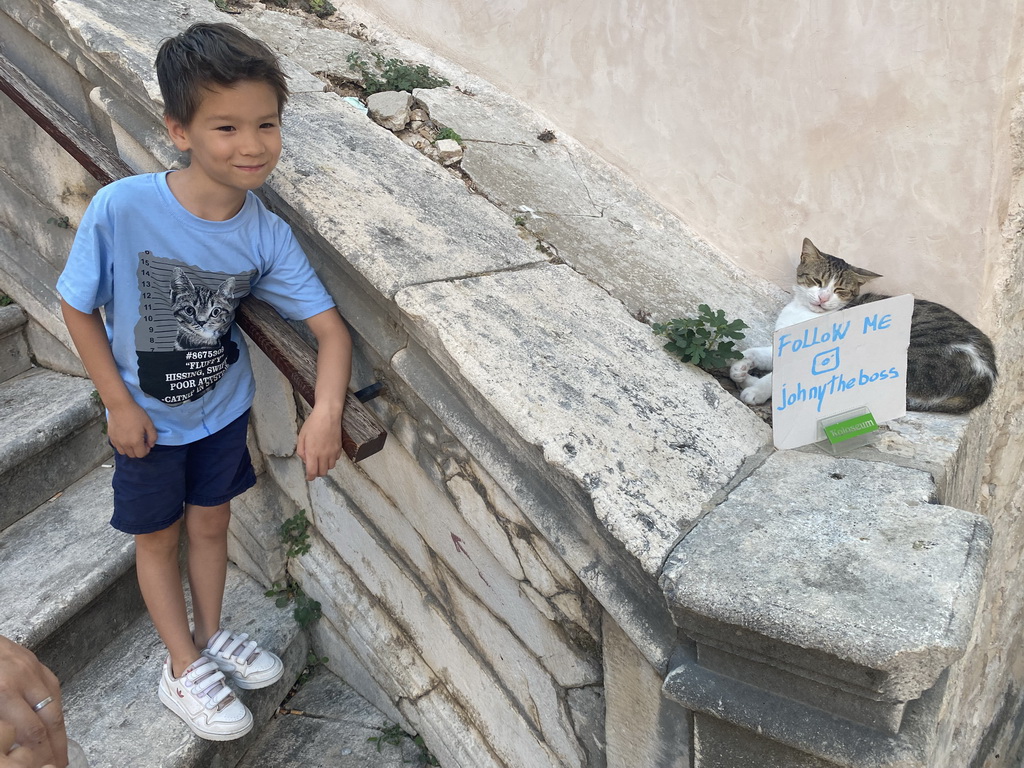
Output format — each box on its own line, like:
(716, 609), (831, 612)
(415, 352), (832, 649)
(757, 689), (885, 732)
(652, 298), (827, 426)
(652, 305), (748, 372)
(302, 0), (336, 17)
(0, 294), (12, 307)
(295, 650), (329, 688)
(281, 508), (312, 558)
(347, 51), (449, 95)
(368, 724), (440, 766)
(266, 578), (323, 628)
(434, 127), (462, 144)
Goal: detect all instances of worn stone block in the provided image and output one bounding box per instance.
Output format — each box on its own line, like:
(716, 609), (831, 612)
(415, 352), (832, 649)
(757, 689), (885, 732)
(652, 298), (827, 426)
(265, 453), (312, 514)
(391, 341), (678, 669)
(395, 685), (509, 768)
(295, 535), (438, 699)
(0, 305), (30, 384)
(567, 685), (607, 768)
(247, 335), (300, 458)
(24, 317), (86, 377)
(694, 715), (833, 768)
(303, 475), (578, 767)
(234, 670), (417, 768)
(263, 90), (540, 300)
(234, 5), (366, 87)
(662, 451), (992, 706)
(367, 90), (414, 131)
(323, 435), (600, 686)
(0, 368), (108, 529)
(395, 263), (771, 576)
(229, 474), (294, 589)
(417, 85), (785, 343)
(439, 563), (590, 766)
(604, 615), (690, 768)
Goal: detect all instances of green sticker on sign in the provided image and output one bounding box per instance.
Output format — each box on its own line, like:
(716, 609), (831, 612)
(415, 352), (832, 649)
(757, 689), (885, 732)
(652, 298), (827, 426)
(822, 412), (878, 444)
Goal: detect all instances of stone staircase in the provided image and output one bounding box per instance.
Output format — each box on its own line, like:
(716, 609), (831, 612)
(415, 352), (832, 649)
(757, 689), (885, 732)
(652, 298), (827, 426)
(0, 302), (406, 768)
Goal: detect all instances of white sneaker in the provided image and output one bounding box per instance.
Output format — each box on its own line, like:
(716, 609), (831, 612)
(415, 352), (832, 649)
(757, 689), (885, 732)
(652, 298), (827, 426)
(158, 657), (253, 741)
(202, 629), (284, 690)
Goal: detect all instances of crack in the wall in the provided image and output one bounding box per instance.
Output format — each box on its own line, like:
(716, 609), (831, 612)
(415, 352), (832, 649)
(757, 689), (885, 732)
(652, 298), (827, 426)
(656, 444), (775, 578)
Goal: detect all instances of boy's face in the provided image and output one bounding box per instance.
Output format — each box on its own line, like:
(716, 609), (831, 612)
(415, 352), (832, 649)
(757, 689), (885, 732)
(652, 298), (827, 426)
(165, 80), (282, 196)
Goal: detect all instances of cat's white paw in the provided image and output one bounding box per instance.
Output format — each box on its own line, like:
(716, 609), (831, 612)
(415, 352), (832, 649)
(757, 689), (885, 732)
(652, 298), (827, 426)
(740, 382), (772, 405)
(740, 388), (770, 406)
(730, 358), (753, 385)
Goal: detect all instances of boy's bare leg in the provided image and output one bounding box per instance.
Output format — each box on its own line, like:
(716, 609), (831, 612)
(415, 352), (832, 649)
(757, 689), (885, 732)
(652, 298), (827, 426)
(135, 521), (202, 678)
(184, 502), (231, 650)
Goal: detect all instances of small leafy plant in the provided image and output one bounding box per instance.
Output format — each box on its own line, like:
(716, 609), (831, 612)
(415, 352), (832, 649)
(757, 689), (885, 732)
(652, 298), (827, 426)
(266, 578), (323, 628)
(652, 305), (748, 371)
(347, 51), (450, 95)
(281, 509), (312, 558)
(368, 724), (440, 766)
(47, 215), (70, 229)
(434, 127), (462, 144)
(295, 650), (329, 688)
(301, 0), (336, 17)
(0, 294), (12, 307)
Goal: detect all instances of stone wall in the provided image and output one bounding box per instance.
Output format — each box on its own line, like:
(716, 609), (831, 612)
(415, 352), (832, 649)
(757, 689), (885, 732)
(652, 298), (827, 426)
(0, 2), (1021, 767)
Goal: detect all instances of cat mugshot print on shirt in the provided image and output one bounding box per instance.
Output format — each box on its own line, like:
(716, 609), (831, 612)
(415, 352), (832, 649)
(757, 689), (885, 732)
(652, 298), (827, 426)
(134, 251), (256, 406)
(731, 238), (997, 415)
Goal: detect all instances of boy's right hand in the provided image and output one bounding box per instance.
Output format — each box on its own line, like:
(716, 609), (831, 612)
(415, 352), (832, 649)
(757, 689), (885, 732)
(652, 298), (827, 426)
(106, 401), (157, 458)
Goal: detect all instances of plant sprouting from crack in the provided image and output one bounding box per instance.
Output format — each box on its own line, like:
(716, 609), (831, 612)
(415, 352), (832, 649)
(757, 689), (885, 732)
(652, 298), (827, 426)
(347, 51), (449, 95)
(266, 578), (322, 628)
(368, 724), (441, 766)
(434, 127), (462, 144)
(652, 305), (748, 372)
(281, 509), (312, 558)
(295, 650), (329, 688)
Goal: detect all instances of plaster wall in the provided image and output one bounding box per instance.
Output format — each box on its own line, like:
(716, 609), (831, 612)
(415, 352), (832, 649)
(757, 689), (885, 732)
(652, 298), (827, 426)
(341, 0), (1023, 325)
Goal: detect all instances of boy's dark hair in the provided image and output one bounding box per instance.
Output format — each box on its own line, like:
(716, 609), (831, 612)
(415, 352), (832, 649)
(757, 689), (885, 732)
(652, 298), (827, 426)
(156, 22), (289, 126)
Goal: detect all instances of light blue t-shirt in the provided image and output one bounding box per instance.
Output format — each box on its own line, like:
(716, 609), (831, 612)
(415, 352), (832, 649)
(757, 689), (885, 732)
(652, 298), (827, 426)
(57, 172), (335, 445)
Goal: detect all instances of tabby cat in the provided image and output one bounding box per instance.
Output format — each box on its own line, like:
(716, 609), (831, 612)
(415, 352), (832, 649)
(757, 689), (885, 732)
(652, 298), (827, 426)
(170, 268), (237, 351)
(730, 238), (997, 414)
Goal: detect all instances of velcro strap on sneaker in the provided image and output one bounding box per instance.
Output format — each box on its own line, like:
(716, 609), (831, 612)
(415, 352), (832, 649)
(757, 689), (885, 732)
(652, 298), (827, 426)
(210, 630), (261, 664)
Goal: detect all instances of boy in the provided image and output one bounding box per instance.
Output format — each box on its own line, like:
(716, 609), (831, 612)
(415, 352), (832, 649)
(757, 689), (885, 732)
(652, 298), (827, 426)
(57, 23), (351, 741)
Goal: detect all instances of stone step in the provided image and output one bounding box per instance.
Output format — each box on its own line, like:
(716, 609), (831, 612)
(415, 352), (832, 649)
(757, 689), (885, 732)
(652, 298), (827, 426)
(63, 564), (308, 768)
(235, 670), (415, 768)
(0, 464), (139, 681)
(0, 366), (109, 531)
(0, 304), (31, 384)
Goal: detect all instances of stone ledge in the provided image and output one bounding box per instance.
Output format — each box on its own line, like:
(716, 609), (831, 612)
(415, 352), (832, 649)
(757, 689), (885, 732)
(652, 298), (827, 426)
(664, 644), (947, 768)
(395, 264), (772, 576)
(660, 450), (992, 745)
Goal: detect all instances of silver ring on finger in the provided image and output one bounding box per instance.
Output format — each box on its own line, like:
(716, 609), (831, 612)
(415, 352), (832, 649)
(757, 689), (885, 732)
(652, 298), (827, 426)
(32, 696), (54, 712)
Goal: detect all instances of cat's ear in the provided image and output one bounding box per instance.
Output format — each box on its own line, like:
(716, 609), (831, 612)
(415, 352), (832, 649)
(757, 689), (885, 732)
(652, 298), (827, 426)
(171, 268), (194, 301)
(217, 277), (237, 300)
(800, 238), (825, 264)
(850, 266), (882, 285)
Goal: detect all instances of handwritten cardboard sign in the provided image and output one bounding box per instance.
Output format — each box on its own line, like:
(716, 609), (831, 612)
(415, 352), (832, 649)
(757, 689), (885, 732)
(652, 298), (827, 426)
(772, 294), (913, 449)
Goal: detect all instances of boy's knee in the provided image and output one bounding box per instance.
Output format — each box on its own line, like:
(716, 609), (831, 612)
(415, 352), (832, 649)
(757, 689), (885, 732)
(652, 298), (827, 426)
(185, 502), (232, 537)
(134, 523), (182, 556)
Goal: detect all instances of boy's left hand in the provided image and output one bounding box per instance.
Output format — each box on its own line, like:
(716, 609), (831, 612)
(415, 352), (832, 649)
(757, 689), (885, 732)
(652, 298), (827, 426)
(296, 405), (343, 480)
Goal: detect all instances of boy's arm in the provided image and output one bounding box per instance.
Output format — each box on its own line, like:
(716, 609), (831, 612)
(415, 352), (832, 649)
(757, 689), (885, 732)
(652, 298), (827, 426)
(60, 299), (157, 458)
(296, 307), (353, 481)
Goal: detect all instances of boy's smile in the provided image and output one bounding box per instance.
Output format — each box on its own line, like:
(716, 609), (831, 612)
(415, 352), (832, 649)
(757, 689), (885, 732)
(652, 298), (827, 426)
(165, 80), (282, 220)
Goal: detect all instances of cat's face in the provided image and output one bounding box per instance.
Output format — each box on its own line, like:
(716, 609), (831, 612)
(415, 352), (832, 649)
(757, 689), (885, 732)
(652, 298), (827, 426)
(793, 238), (880, 313)
(171, 269), (236, 344)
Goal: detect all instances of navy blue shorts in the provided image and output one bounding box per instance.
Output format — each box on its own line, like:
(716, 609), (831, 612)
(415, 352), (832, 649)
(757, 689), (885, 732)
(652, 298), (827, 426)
(110, 409), (257, 535)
